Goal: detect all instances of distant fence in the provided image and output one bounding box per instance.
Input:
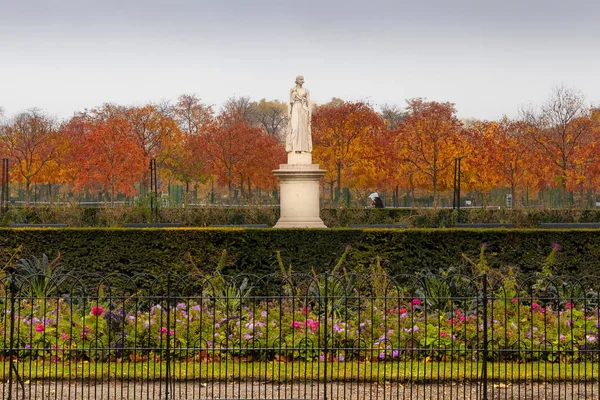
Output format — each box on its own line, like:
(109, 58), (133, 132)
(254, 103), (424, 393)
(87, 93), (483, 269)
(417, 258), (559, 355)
(2, 271), (600, 399)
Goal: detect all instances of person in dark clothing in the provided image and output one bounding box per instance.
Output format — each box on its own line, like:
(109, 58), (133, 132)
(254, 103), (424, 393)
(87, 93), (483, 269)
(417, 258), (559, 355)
(368, 192), (384, 208)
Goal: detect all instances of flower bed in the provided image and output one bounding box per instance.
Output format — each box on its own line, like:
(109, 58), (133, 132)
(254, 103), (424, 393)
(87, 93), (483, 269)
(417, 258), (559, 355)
(3, 287), (599, 365)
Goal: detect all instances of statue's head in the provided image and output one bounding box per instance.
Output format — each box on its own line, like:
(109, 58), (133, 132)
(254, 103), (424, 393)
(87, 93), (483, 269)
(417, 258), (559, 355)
(295, 75), (304, 85)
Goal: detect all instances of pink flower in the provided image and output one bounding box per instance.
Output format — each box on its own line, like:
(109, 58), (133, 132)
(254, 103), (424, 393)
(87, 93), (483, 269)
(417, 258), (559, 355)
(531, 302), (539, 310)
(399, 307), (407, 314)
(459, 315), (465, 322)
(90, 306), (104, 317)
(552, 243), (562, 251)
(290, 321), (303, 332)
(79, 326), (91, 339)
(411, 298), (421, 306)
(35, 324), (45, 333)
(160, 327), (168, 334)
(565, 302), (574, 310)
(301, 307), (309, 314)
(304, 319), (319, 332)
(511, 298), (518, 304)
(61, 332), (70, 341)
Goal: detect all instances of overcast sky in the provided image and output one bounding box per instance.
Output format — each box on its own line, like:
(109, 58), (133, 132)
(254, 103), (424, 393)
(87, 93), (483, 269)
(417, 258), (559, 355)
(1, 0), (599, 121)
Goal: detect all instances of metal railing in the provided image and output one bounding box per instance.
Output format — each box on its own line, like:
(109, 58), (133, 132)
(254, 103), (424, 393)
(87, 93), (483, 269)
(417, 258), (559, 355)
(1, 271), (600, 399)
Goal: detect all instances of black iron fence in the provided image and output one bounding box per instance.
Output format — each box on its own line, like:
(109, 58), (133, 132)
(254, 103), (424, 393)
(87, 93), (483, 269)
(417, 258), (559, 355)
(2, 271), (600, 399)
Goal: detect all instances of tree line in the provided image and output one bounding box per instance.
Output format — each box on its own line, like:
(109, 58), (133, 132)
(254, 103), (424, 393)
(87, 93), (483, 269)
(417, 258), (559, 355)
(0, 86), (599, 208)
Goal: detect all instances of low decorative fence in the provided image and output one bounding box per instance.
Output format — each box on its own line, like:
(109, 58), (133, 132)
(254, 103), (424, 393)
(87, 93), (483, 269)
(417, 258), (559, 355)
(1, 270), (600, 399)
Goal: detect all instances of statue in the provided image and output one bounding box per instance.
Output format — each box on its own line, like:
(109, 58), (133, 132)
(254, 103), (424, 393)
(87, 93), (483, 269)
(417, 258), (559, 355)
(285, 75), (312, 153)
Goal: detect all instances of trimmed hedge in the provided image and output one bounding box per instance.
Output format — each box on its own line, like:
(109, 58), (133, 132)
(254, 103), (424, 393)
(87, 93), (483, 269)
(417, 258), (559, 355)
(2, 228), (600, 279)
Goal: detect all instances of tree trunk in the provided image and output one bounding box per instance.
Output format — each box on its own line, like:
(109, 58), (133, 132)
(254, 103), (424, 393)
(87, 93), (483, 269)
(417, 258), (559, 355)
(432, 169), (438, 208)
(511, 183), (516, 209)
(336, 162), (342, 208)
(25, 179), (31, 206)
(329, 181), (334, 204)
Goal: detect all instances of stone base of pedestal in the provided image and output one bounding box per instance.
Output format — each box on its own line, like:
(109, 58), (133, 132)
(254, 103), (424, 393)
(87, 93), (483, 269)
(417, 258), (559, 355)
(273, 162), (327, 229)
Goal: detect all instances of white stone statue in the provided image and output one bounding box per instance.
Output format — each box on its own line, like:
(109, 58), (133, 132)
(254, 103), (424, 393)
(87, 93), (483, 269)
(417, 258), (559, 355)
(285, 75), (312, 153)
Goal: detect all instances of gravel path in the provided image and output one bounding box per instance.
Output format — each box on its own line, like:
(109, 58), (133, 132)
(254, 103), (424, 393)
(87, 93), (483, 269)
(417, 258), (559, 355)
(3, 381), (600, 400)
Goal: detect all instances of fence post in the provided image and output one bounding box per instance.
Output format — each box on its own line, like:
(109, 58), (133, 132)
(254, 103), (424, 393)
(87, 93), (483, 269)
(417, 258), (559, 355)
(323, 272), (329, 400)
(482, 273), (488, 400)
(7, 277), (15, 400)
(7, 276), (24, 400)
(165, 274), (171, 400)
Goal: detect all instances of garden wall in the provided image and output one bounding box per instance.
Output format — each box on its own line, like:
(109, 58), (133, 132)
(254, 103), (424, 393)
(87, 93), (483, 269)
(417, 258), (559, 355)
(1, 228), (599, 279)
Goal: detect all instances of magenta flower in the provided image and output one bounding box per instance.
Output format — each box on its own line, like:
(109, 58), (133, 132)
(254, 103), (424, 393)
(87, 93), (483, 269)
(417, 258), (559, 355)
(411, 298), (421, 306)
(90, 306), (104, 317)
(35, 324), (45, 333)
(290, 321), (303, 332)
(305, 319), (319, 332)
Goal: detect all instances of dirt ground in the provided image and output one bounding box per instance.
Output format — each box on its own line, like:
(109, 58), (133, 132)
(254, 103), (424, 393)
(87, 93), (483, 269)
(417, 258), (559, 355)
(2, 380), (600, 400)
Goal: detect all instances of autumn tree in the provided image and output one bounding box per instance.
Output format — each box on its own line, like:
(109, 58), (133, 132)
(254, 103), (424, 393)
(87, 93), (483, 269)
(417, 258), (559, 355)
(126, 104), (184, 189)
(376, 129), (421, 207)
(312, 100), (385, 203)
(222, 96), (256, 123)
(380, 104), (405, 130)
(463, 118), (536, 207)
(239, 133), (285, 197)
(0, 109), (60, 204)
(171, 94), (214, 198)
(174, 94), (214, 136)
(398, 99), (465, 206)
(73, 114), (146, 203)
(203, 111), (284, 201)
(252, 99), (288, 142)
(522, 86), (593, 205)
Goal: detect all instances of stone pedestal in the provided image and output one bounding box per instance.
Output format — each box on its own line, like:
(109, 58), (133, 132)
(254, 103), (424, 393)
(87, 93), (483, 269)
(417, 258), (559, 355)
(273, 153), (327, 228)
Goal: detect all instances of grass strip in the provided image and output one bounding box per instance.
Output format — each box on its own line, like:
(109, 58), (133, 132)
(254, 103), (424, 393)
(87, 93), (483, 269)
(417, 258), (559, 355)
(1, 361), (599, 383)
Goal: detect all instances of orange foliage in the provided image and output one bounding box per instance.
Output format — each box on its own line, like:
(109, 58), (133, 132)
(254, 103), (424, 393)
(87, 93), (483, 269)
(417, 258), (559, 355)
(0, 110), (61, 204)
(202, 111), (285, 197)
(312, 100), (384, 198)
(396, 99), (465, 204)
(72, 114), (146, 201)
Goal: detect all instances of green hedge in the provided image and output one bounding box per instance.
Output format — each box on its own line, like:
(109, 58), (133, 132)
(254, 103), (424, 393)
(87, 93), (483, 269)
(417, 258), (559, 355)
(2, 228), (600, 279)
(6, 206), (600, 228)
